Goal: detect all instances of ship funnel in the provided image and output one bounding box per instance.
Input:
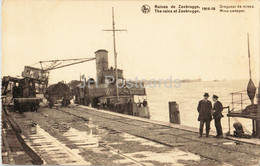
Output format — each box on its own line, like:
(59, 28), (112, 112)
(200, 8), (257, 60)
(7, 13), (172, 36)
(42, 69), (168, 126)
(95, 49), (109, 84)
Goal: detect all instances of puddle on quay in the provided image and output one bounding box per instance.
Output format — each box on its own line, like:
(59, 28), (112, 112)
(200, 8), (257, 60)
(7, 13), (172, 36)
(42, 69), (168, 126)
(24, 117), (200, 165)
(55, 117), (105, 147)
(63, 127), (101, 148)
(71, 125), (201, 165)
(61, 119), (110, 150)
(114, 149), (201, 166)
(23, 125), (91, 165)
(62, 122), (139, 165)
(118, 133), (201, 165)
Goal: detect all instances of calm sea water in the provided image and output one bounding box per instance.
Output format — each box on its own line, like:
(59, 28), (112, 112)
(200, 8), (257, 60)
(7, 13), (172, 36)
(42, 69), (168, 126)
(146, 80), (256, 134)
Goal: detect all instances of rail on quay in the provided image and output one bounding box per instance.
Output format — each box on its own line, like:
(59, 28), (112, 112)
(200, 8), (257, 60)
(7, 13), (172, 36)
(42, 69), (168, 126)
(78, 105), (260, 145)
(2, 106), (44, 165)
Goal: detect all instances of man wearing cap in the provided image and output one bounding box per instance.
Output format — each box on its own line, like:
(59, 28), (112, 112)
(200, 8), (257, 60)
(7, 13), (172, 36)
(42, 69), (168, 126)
(197, 93), (212, 138)
(212, 94), (223, 138)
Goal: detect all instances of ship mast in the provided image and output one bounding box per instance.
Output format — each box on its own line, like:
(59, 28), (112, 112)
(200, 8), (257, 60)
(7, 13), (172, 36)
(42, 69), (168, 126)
(247, 33), (252, 79)
(103, 7), (127, 101)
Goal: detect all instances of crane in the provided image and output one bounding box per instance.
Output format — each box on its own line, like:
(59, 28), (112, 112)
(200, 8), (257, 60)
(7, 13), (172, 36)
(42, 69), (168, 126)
(22, 57), (96, 94)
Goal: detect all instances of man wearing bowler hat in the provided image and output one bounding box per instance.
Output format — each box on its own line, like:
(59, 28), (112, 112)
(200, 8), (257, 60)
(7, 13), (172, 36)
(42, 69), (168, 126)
(197, 93), (212, 138)
(212, 94), (224, 138)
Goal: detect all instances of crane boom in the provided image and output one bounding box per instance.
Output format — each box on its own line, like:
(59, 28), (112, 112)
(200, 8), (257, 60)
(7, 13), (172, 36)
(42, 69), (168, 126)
(39, 57), (95, 63)
(39, 57), (96, 71)
(22, 56), (96, 94)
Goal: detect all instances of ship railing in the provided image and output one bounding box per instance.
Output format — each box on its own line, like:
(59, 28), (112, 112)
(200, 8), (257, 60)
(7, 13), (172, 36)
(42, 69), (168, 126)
(228, 88), (259, 136)
(230, 89), (256, 112)
(230, 87), (258, 111)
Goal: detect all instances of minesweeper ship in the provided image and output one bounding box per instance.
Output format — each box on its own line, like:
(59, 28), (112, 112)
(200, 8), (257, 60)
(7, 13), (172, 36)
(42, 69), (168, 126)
(73, 8), (150, 119)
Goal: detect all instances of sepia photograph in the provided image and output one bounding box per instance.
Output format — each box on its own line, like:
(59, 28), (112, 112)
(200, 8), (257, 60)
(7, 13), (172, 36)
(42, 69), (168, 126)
(1, 0), (260, 165)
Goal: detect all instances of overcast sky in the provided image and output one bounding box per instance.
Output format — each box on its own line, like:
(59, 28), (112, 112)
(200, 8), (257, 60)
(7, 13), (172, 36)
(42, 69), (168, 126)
(2, 0), (259, 84)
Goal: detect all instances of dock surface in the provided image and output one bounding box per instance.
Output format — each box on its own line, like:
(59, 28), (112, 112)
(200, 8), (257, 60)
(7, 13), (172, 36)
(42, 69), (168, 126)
(5, 105), (260, 166)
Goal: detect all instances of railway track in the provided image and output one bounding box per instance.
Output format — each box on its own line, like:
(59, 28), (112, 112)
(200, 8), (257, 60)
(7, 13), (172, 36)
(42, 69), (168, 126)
(53, 107), (223, 163)
(55, 106), (260, 164)
(15, 105), (260, 165)
(22, 108), (150, 165)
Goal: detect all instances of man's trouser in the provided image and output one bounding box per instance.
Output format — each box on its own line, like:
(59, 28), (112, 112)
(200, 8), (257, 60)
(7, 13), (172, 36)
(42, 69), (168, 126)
(199, 120), (210, 136)
(214, 118), (223, 136)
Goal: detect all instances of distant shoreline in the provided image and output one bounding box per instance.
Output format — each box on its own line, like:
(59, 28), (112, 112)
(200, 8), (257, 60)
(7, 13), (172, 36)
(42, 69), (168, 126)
(140, 79), (253, 85)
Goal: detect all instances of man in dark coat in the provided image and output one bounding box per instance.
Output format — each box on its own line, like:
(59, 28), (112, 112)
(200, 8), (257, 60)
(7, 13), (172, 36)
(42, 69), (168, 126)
(143, 99), (148, 107)
(212, 94), (223, 138)
(12, 83), (21, 98)
(13, 82), (22, 113)
(197, 93), (212, 138)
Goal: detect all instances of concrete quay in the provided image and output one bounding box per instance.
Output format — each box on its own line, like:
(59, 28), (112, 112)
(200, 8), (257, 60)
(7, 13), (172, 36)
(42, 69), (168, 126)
(4, 105), (260, 166)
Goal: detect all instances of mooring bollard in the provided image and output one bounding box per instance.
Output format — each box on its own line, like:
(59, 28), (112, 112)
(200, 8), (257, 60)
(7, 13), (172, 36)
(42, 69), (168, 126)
(169, 101), (180, 124)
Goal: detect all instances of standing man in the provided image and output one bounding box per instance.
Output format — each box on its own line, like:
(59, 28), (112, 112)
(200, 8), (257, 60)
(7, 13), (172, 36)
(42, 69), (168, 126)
(137, 99), (142, 107)
(212, 94), (223, 138)
(12, 82), (21, 99)
(13, 82), (21, 113)
(143, 99), (148, 107)
(197, 93), (212, 138)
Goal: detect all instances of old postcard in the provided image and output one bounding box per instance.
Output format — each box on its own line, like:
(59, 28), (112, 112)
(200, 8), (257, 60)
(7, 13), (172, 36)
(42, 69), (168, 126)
(1, 0), (260, 165)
